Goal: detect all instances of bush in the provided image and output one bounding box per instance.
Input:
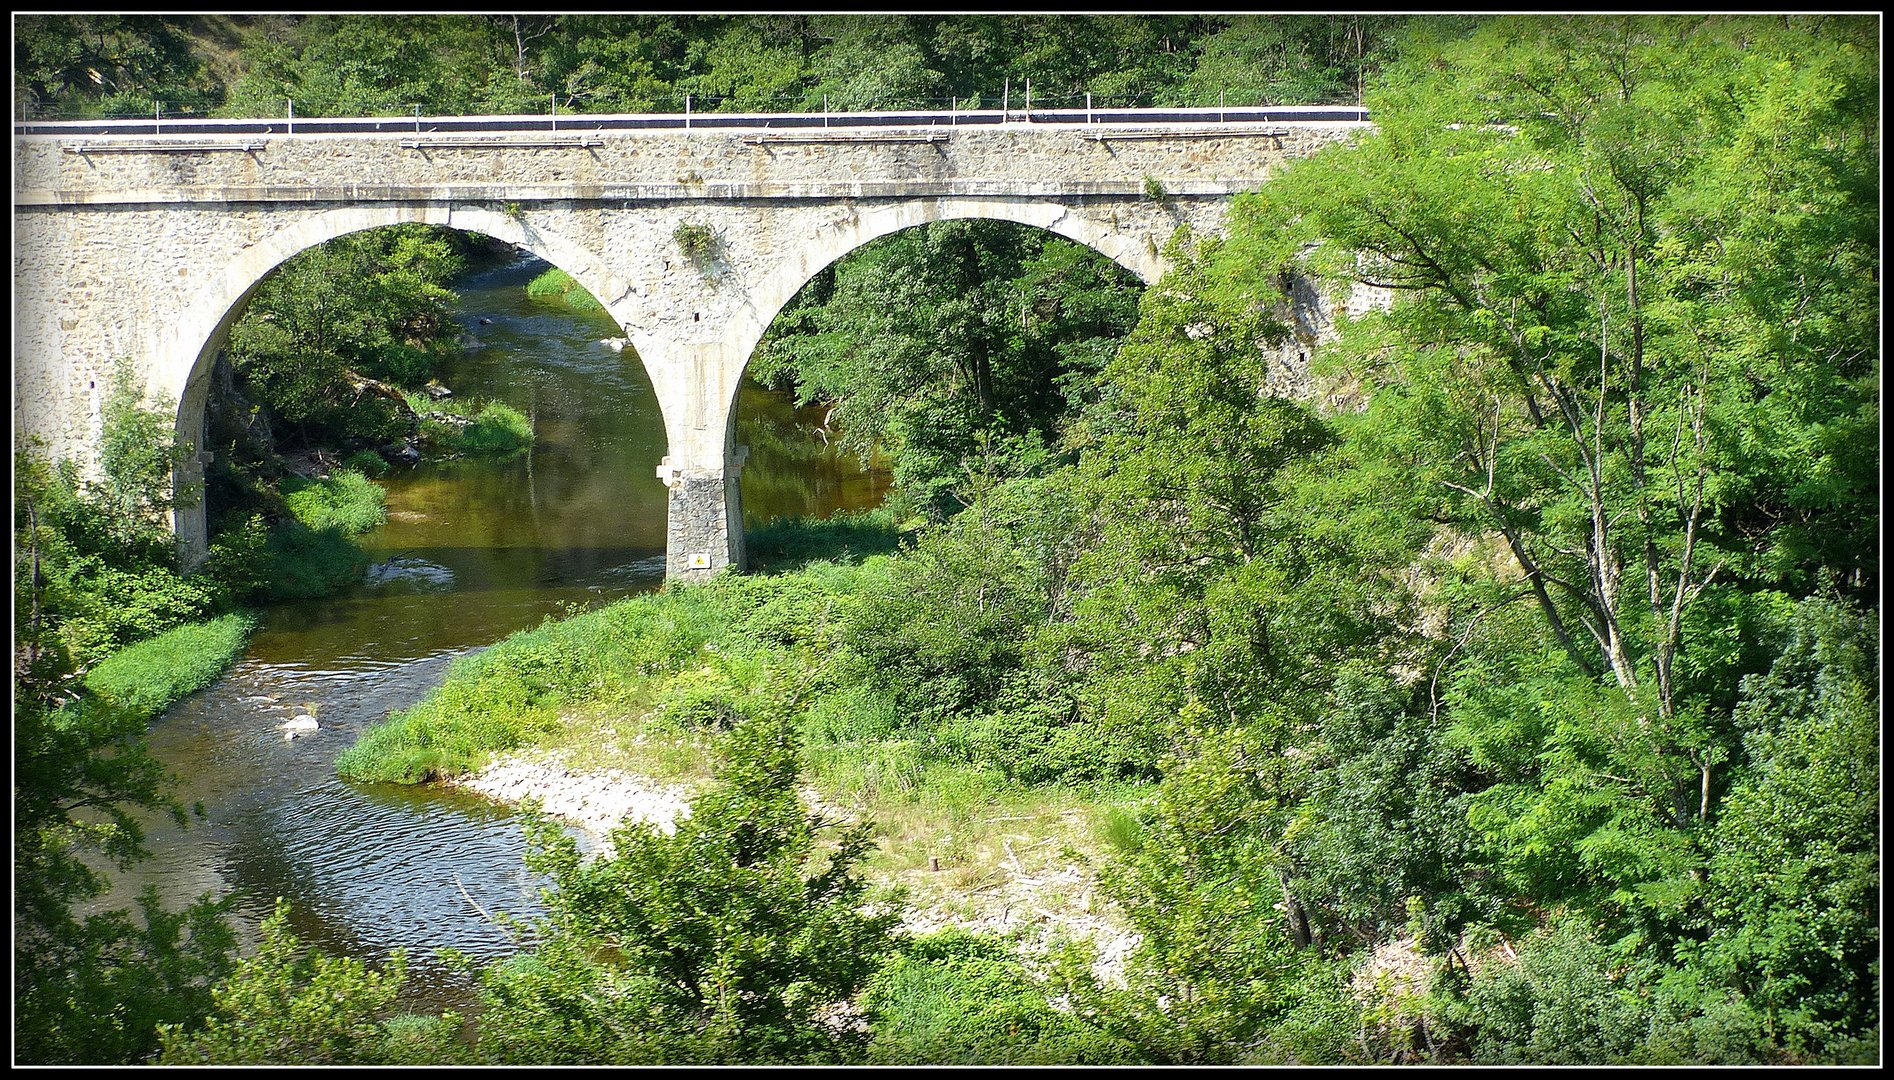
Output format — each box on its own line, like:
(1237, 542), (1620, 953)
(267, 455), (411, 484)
(342, 449), (390, 477)
(672, 222), (719, 264)
(85, 614), (256, 721)
(473, 707), (901, 1064)
(412, 397), (535, 456)
(259, 520), (372, 601)
(864, 931), (1141, 1064)
(157, 899), (427, 1065)
(1459, 919), (1655, 1065)
(746, 507), (907, 572)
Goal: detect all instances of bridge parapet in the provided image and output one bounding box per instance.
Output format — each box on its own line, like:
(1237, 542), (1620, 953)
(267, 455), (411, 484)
(15, 118), (1363, 206)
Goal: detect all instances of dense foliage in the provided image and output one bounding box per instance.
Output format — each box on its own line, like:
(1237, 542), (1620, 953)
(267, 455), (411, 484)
(220, 223), (473, 453)
(752, 220), (1145, 515)
(14, 14), (1410, 120)
(14, 429), (242, 1063)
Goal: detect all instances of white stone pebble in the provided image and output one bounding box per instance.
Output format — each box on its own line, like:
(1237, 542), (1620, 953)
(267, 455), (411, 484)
(454, 753), (693, 851)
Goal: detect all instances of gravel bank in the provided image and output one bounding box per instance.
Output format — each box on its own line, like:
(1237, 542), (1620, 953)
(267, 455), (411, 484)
(455, 749), (1138, 982)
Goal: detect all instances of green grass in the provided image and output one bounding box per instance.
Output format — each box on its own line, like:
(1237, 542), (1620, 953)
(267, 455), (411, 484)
(85, 612), (256, 720)
(281, 469), (386, 534)
(406, 393), (535, 456)
(524, 266), (604, 313)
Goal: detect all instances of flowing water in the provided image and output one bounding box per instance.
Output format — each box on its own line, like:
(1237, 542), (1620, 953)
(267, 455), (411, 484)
(115, 249), (888, 1013)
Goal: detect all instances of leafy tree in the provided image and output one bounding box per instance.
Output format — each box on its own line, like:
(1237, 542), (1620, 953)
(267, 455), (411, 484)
(220, 14), (504, 117)
(224, 224), (469, 451)
(863, 930), (1141, 1063)
(13, 14), (221, 118)
(14, 465), (237, 1063)
(1179, 15), (1416, 106)
(752, 220), (1142, 514)
(473, 702), (901, 1064)
(157, 899), (460, 1065)
(1060, 719), (1325, 1062)
(1225, 12), (1878, 938)
(1693, 597), (1879, 1060)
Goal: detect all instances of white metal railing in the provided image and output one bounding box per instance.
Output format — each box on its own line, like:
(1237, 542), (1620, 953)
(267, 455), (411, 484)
(16, 104), (1369, 142)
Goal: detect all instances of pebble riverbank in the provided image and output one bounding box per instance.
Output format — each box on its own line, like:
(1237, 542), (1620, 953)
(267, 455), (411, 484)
(453, 749), (1139, 981)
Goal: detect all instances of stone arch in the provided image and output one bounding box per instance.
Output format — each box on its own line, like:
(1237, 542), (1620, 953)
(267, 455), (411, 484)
(715, 195), (1160, 441)
(160, 205), (638, 563)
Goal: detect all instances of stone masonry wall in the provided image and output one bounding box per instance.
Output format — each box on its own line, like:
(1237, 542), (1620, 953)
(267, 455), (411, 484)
(13, 119), (1369, 574)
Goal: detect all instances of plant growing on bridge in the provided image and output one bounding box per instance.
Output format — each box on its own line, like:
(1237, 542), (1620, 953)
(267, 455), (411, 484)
(673, 221), (721, 267)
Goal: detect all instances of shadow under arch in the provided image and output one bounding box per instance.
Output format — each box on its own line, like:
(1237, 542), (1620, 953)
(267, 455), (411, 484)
(715, 197), (1163, 458)
(160, 205), (646, 562)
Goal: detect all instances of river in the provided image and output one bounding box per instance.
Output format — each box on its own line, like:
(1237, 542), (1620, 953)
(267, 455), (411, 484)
(115, 248), (888, 1014)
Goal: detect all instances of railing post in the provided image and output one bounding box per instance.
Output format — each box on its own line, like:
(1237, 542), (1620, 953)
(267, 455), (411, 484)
(1002, 79), (1008, 123)
(1220, 89), (1226, 123)
(287, 98), (293, 135)
(154, 100), (161, 134)
(413, 103), (421, 134)
(1024, 79), (1031, 122)
(550, 92), (556, 133)
(1086, 92), (1092, 124)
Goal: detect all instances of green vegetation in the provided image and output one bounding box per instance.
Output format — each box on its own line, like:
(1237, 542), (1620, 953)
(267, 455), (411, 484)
(672, 222), (719, 264)
(862, 932), (1141, 1064)
(85, 613), (256, 721)
(406, 393), (536, 457)
(158, 899), (463, 1065)
(14, 15), (1410, 120)
(281, 469), (388, 534)
(746, 507), (907, 573)
(15, 398), (245, 1063)
(751, 219), (1144, 516)
(219, 223), (474, 455)
(523, 266), (603, 314)
(471, 709), (899, 1064)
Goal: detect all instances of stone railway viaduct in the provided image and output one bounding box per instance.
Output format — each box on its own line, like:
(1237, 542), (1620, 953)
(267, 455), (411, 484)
(13, 111), (1368, 578)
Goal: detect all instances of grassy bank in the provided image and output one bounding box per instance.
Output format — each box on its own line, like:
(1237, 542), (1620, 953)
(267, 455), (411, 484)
(524, 266), (604, 314)
(84, 612), (257, 721)
(404, 393), (535, 456)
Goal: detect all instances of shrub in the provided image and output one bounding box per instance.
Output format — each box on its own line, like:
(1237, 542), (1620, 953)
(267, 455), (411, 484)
(673, 222), (719, 263)
(259, 520), (371, 601)
(473, 707), (901, 1064)
(342, 449), (390, 477)
(157, 899), (426, 1065)
(746, 507), (906, 572)
(412, 397), (535, 456)
(863, 931), (1141, 1064)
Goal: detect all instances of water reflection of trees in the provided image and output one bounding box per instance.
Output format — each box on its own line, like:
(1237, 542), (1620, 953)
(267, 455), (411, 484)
(737, 382), (890, 527)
